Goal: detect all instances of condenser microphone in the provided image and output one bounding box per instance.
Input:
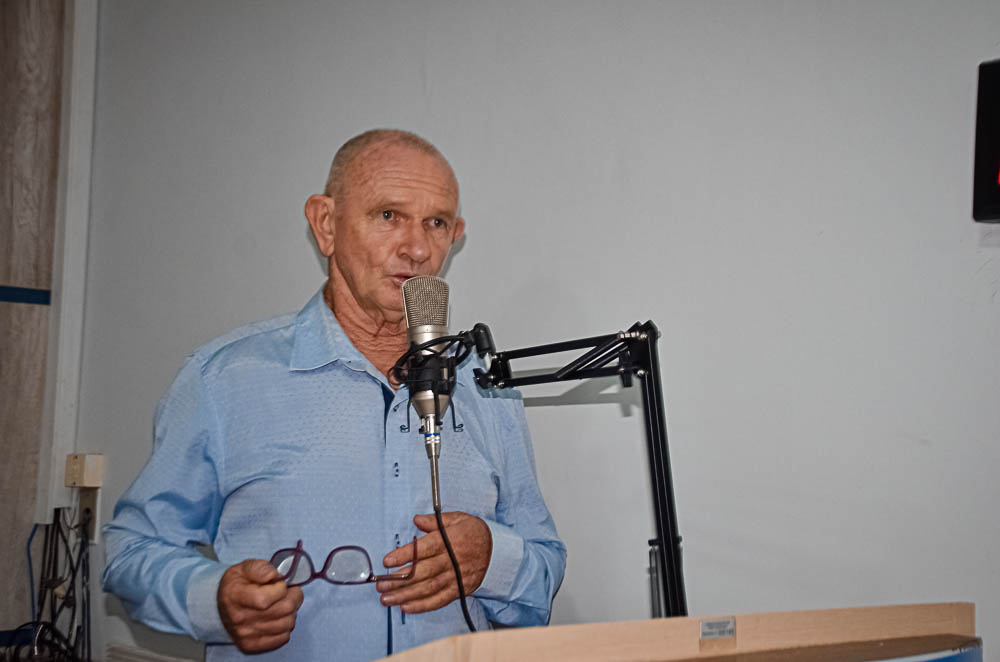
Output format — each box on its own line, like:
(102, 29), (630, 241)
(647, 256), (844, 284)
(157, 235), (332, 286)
(401, 275), (453, 433)
(400, 276), (456, 511)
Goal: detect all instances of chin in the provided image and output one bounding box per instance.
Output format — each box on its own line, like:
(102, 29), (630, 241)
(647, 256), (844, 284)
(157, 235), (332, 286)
(377, 300), (405, 321)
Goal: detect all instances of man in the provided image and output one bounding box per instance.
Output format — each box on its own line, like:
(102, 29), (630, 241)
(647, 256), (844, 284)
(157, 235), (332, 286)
(102, 130), (566, 661)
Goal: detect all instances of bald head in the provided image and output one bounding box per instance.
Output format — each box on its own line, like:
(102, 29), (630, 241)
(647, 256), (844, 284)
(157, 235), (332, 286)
(323, 129), (457, 201)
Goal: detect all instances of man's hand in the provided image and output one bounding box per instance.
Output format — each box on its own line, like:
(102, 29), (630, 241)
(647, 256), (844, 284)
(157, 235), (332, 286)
(376, 512), (492, 614)
(217, 559), (304, 654)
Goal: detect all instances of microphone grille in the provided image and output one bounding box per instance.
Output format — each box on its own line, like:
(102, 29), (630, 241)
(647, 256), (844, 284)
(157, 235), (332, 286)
(401, 276), (449, 328)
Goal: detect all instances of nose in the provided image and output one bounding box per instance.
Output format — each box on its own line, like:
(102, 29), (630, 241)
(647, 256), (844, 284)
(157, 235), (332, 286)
(397, 221), (431, 264)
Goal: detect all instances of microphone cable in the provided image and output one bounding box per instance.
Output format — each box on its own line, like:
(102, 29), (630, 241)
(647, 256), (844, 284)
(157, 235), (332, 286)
(391, 335), (477, 632)
(435, 507), (476, 632)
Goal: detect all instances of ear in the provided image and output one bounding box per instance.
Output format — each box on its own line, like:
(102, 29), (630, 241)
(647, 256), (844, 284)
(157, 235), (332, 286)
(304, 195), (337, 256)
(452, 217), (466, 244)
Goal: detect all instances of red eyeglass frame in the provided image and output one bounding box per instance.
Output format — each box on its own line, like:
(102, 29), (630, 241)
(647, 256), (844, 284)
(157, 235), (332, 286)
(269, 537), (418, 588)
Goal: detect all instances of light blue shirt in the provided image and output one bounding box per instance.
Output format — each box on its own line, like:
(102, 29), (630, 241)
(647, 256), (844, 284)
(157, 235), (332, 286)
(102, 290), (566, 661)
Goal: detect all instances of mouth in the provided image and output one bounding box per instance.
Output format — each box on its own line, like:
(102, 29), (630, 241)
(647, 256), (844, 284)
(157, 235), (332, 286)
(390, 273), (418, 287)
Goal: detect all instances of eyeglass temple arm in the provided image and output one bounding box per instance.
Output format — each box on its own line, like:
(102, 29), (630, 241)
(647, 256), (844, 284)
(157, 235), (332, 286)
(373, 537), (418, 581)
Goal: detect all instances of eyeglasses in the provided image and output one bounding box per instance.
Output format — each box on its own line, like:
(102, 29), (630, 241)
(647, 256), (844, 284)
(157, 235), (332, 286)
(269, 538), (417, 587)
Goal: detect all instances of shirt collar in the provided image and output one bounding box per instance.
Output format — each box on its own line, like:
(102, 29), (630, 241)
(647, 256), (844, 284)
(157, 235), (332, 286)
(289, 289), (365, 371)
(288, 288), (476, 388)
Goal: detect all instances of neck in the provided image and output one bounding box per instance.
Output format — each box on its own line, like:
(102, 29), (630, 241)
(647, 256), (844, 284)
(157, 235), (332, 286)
(324, 279), (408, 382)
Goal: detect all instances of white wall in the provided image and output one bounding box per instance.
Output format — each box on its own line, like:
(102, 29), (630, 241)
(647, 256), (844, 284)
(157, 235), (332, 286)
(82, 1), (1000, 658)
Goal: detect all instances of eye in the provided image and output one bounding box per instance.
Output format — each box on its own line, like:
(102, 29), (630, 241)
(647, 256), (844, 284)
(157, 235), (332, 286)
(429, 218), (446, 229)
(381, 210), (394, 220)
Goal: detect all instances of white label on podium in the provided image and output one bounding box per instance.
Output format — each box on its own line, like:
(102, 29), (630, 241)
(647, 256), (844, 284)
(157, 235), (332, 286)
(700, 617), (736, 640)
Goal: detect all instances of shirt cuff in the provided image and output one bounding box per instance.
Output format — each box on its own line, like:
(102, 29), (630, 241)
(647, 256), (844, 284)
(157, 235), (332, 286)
(185, 562), (232, 644)
(475, 518), (525, 601)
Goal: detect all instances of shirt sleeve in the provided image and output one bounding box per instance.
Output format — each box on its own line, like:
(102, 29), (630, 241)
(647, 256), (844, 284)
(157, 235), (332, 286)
(101, 356), (232, 643)
(473, 394), (567, 627)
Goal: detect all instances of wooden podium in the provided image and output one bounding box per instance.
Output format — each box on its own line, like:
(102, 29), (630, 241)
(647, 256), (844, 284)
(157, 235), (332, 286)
(381, 603), (980, 661)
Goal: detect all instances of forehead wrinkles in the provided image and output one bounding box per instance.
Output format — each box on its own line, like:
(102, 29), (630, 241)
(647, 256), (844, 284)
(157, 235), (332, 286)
(356, 165), (459, 207)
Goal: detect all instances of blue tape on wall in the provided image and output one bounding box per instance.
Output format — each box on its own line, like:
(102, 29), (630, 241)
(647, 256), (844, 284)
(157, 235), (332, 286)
(0, 286), (51, 305)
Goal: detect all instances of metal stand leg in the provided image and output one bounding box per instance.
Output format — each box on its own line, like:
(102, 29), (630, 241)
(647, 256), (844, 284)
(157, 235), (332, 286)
(649, 540), (663, 618)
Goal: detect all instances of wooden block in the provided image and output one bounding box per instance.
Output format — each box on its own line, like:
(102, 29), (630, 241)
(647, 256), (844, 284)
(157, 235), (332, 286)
(65, 453), (105, 487)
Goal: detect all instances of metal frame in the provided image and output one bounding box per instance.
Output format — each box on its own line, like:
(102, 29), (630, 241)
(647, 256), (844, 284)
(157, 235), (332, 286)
(473, 321), (687, 617)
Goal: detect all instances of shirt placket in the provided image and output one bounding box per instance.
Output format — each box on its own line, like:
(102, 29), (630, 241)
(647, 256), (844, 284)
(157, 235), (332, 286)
(384, 387), (415, 645)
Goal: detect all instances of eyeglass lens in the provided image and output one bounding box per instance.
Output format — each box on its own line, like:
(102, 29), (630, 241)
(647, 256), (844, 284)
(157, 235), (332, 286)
(271, 547), (376, 586)
(272, 550), (315, 587)
(326, 548), (372, 584)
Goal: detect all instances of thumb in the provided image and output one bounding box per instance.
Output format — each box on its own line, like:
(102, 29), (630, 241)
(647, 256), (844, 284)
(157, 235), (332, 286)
(413, 513), (439, 533)
(242, 558), (281, 584)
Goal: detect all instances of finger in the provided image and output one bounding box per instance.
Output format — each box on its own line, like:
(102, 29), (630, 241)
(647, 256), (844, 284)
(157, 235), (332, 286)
(250, 612), (298, 637)
(383, 532), (441, 567)
(289, 586), (304, 611)
(399, 585), (461, 614)
(372, 563), (418, 588)
(228, 609), (294, 646)
(378, 551), (466, 600)
(376, 552), (452, 593)
(242, 632), (292, 654)
(243, 558), (282, 584)
(413, 513), (439, 532)
(384, 542), (488, 601)
(382, 539), (415, 568)
(380, 571), (454, 607)
(238, 580), (289, 611)
(259, 591), (303, 619)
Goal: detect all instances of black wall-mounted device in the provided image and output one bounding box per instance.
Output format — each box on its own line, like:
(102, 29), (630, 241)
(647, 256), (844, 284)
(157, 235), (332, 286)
(974, 59), (1000, 222)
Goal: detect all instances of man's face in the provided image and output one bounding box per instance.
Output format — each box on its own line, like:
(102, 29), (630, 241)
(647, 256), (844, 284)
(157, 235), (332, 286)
(331, 143), (465, 322)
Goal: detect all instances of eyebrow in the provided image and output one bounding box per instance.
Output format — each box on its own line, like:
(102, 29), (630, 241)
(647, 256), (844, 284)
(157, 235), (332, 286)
(368, 200), (457, 219)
